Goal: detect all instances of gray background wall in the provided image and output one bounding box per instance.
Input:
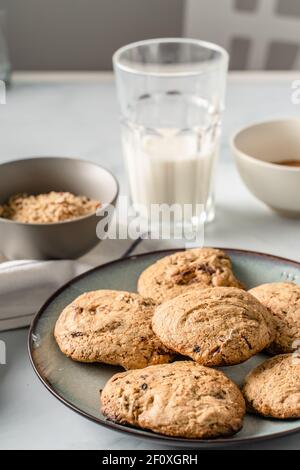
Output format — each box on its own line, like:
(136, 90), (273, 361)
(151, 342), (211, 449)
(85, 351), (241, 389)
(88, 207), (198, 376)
(1, 0), (300, 71)
(0, 0), (184, 70)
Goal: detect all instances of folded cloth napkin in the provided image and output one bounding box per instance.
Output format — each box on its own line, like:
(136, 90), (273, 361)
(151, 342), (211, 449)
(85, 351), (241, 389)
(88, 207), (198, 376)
(0, 260), (91, 331)
(0, 237), (186, 332)
(0, 237), (140, 331)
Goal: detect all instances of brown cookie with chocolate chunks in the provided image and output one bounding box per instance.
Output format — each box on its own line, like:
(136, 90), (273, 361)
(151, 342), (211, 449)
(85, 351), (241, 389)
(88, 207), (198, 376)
(138, 248), (244, 303)
(249, 282), (300, 354)
(152, 287), (274, 367)
(101, 361), (246, 438)
(54, 290), (174, 370)
(243, 354), (300, 419)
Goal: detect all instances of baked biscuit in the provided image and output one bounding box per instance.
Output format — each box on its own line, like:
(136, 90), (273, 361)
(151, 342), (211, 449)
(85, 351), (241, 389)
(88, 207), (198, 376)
(249, 282), (300, 354)
(243, 354), (300, 419)
(101, 361), (246, 438)
(152, 287), (274, 367)
(138, 248), (244, 303)
(54, 290), (173, 370)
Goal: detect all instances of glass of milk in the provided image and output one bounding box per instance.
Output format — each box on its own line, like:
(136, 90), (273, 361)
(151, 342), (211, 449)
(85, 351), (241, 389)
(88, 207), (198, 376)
(113, 39), (228, 232)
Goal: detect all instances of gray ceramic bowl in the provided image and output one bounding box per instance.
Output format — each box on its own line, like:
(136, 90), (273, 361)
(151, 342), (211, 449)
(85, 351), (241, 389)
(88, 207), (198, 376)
(0, 157), (119, 260)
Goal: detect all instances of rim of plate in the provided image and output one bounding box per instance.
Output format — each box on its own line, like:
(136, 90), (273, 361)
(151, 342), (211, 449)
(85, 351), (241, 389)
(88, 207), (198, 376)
(28, 247), (300, 446)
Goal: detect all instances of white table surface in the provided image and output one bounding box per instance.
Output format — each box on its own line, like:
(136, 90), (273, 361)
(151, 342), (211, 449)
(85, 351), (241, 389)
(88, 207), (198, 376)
(1, 71), (300, 450)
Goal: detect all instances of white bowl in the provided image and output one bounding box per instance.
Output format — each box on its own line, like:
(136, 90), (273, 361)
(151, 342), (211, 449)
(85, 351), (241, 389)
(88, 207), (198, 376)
(232, 118), (300, 217)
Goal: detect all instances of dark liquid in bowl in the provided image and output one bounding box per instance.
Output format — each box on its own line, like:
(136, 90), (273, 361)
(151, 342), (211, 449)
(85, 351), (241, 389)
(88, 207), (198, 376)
(273, 160), (300, 167)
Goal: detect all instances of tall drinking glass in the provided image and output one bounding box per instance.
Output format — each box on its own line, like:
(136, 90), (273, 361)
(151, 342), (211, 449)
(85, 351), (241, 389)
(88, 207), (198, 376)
(113, 39), (228, 232)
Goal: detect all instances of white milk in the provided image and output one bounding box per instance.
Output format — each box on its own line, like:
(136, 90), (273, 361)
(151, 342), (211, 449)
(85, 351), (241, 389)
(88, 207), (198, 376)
(122, 126), (219, 222)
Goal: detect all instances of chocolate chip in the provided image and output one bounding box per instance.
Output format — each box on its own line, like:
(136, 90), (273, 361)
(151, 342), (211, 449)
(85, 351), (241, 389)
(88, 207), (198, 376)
(142, 299), (155, 307)
(141, 383), (148, 390)
(71, 331), (83, 337)
(242, 335), (252, 350)
(214, 391), (226, 399)
(74, 307), (83, 314)
(197, 263), (216, 275)
(193, 345), (201, 353)
(173, 267), (197, 285)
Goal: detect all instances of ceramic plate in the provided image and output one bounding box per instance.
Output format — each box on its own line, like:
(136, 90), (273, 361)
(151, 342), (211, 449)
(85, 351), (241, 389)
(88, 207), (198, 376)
(29, 248), (300, 447)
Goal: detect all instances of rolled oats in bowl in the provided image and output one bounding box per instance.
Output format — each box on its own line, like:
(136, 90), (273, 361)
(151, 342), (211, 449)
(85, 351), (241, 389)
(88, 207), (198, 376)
(0, 191), (101, 224)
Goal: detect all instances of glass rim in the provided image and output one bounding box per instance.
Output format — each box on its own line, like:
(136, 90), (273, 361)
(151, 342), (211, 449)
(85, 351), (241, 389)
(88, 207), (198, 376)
(113, 37), (229, 77)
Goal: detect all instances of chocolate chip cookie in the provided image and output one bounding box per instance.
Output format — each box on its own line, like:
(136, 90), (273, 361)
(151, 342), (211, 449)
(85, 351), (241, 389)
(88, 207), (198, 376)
(152, 287), (274, 367)
(137, 248), (244, 303)
(249, 282), (300, 354)
(243, 354), (300, 418)
(54, 290), (174, 370)
(101, 361), (246, 438)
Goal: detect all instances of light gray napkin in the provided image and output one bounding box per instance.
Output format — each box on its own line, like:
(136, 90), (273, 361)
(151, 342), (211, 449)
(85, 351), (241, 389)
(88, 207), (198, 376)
(0, 237), (185, 331)
(0, 260), (91, 331)
(0, 238), (137, 331)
